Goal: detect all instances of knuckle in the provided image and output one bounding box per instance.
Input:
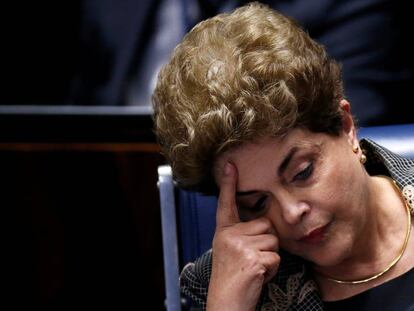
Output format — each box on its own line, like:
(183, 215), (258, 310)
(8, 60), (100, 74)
(239, 249), (259, 268)
(243, 249), (256, 262)
(218, 196), (235, 213)
(232, 236), (244, 252)
(256, 268), (267, 279)
(270, 252), (281, 265)
(214, 230), (243, 250)
(251, 263), (267, 280)
(217, 196), (229, 210)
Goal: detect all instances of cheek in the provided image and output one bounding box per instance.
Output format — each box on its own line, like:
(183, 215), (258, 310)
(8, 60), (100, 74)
(314, 153), (360, 211)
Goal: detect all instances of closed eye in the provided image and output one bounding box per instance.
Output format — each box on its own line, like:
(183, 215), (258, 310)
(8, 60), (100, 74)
(237, 195), (268, 221)
(293, 162), (313, 181)
(251, 196), (267, 211)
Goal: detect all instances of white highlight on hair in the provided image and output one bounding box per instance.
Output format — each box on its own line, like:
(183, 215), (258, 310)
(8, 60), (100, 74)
(206, 60), (225, 80)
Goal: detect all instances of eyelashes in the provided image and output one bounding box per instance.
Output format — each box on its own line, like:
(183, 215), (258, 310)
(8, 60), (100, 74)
(239, 195), (268, 221)
(250, 163), (313, 211)
(240, 161), (314, 220)
(293, 162), (313, 182)
(251, 195), (267, 212)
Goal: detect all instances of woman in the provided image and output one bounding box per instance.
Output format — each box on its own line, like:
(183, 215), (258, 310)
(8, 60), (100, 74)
(152, 3), (414, 310)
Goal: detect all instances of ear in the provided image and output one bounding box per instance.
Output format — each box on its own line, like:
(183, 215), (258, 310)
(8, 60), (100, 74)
(339, 99), (358, 147)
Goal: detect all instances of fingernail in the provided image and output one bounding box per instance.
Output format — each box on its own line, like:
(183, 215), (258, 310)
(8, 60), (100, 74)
(224, 162), (233, 176)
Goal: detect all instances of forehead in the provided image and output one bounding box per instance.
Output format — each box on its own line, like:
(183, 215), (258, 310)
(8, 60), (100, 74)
(213, 128), (324, 182)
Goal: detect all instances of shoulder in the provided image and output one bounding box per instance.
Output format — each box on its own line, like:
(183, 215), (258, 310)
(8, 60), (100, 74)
(360, 138), (413, 180)
(180, 250), (212, 309)
(360, 138), (414, 213)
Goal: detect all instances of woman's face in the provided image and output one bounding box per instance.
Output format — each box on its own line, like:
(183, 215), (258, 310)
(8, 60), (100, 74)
(213, 125), (369, 268)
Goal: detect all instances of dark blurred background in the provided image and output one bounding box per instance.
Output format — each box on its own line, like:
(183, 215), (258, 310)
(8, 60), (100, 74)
(1, 0), (413, 309)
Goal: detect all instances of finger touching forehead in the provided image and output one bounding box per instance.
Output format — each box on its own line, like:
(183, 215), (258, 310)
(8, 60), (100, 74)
(213, 151), (234, 188)
(212, 141), (259, 189)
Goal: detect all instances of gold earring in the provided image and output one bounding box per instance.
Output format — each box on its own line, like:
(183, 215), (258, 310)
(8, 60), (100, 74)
(352, 146), (359, 153)
(360, 154), (367, 164)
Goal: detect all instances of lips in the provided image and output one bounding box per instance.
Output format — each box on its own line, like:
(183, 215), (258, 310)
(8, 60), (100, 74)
(299, 223), (330, 244)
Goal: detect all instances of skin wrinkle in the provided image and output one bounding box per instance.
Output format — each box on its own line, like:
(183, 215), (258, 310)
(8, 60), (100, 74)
(318, 175), (414, 301)
(213, 127), (367, 266)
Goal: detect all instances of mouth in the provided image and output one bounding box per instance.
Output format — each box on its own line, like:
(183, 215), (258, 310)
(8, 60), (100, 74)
(299, 223), (331, 244)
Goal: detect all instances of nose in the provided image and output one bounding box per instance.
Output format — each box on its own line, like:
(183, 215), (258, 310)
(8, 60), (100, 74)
(276, 192), (310, 225)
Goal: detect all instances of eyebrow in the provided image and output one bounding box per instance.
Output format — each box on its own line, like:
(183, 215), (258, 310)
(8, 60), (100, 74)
(278, 146), (298, 177)
(235, 146), (299, 197)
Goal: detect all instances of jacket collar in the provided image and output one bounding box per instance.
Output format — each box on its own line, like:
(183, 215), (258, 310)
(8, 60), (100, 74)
(360, 138), (414, 215)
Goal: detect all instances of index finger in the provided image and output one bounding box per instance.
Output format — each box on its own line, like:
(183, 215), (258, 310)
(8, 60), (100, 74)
(216, 162), (240, 228)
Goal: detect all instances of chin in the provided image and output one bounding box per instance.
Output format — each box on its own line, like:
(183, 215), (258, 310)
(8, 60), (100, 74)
(286, 236), (352, 268)
(305, 240), (353, 268)
(307, 251), (345, 268)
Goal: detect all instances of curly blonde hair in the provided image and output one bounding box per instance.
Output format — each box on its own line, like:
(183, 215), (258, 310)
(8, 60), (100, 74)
(152, 2), (344, 194)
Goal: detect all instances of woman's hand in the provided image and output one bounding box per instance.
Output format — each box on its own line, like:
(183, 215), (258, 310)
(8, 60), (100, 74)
(207, 163), (280, 311)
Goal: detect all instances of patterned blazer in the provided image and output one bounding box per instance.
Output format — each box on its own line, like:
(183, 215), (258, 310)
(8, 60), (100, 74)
(180, 139), (414, 310)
